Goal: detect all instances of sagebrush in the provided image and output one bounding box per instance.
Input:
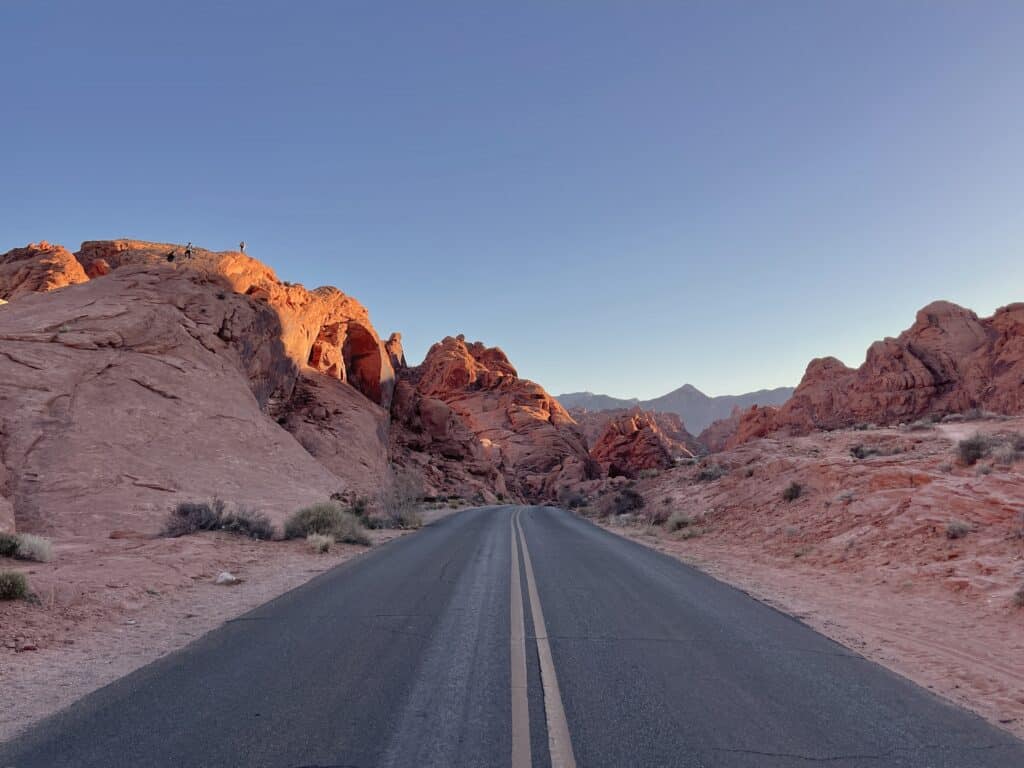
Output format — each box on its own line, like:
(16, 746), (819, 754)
(285, 503), (370, 545)
(0, 571), (28, 600)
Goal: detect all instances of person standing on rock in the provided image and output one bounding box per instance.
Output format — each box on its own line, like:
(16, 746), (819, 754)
(239, 241), (246, 253)
(184, 242), (194, 259)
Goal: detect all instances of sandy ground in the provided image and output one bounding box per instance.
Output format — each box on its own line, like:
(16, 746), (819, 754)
(0, 508), (455, 742)
(608, 525), (1024, 738)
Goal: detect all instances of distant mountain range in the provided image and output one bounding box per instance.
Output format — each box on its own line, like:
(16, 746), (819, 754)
(557, 384), (794, 433)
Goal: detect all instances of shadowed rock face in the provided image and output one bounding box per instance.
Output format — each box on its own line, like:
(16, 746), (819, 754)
(710, 300), (1024, 449)
(390, 335), (597, 501)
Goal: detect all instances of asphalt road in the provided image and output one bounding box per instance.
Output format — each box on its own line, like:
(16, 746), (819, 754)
(3, 505), (1023, 767)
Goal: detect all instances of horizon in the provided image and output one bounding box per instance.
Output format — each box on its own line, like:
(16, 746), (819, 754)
(4, 3), (1023, 400)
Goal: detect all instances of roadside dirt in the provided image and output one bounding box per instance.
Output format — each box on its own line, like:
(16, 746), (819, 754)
(597, 418), (1024, 740)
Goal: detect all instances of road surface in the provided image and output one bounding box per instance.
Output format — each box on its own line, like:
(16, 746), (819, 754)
(2, 505), (1022, 767)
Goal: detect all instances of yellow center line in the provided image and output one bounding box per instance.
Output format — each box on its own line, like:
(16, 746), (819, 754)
(516, 510), (578, 768)
(510, 509), (532, 767)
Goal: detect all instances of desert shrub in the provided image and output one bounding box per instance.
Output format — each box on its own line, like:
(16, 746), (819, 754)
(696, 464), (726, 482)
(282, 501), (362, 544)
(350, 496), (370, 518)
(937, 462), (953, 473)
(0, 571), (28, 600)
(219, 509), (274, 540)
(850, 444), (882, 460)
(957, 435), (991, 466)
(381, 469), (424, 529)
(15, 534), (53, 563)
(162, 499), (225, 537)
(0, 532), (18, 558)
(614, 487), (645, 515)
(1012, 433), (1024, 452)
(638, 468), (661, 480)
(946, 520), (971, 539)
(904, 419), (933, 432)
(559, 490), (588, 510)
(307, 533), (332, 554)
(782, 481), (803, 502)
(665, 511), (692, 533)
(992, 443), (1021, 467)
(976, 464), (992, 476)
(361, 515), (390, 530)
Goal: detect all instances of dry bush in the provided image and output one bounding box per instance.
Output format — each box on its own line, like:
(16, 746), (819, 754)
(219, 509), (274, 540)
(0, 571), (28, 600)
(162, 499), (274, 540)
(559, 490), (589, 510)
(162, 499), (226, 537)
(664, 511), (692, 533)
(782, 481), (803, 502)
(696, 464), (726, 482)
(306, 533), (332, 554)
(15, 534), (53, 563)
(992, 443), (1021, 467)
(285, 502), (370, 545)
(850, 444), (883, 460)
(381, 469), (424, 529)
(946, 520), (971, 539)
(957, 434), (991, 466)
(0, 533), (18, 558)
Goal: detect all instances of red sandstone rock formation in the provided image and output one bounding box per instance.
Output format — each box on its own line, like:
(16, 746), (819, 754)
(74, 240), (398, 409)
(719, 300), (1024, 448)
(0, 240), (401, 535)
(572, 407), (699, 476)
(588, 410), (683, 476)
(390, 335), (597, 500)
(0, 242), (88, 300)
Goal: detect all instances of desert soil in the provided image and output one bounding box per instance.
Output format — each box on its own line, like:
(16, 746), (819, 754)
(0, 509), (453, 741)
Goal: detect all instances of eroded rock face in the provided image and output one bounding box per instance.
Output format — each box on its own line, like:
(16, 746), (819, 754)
(0, 239), (401, 536)
(75, 240), (397, 409)
(0, 242), (89, 301)
(573, 408), (699, 476)
(722, 300), (1024, 446)
(0, 267), (351, 536)
(588, 410), (679, 476)
(391, 335), (596, 500)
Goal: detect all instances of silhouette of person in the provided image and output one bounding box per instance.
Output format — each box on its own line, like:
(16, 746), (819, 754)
(239, 241), (246, 253)
(184, 242), (194, 259)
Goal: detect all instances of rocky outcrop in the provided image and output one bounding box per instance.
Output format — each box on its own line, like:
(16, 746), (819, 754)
(75, 240), (399, 409)
(722, 300), (1024, 447)
(390, 335), (597, 500)
(0, 242), (89, 301)
(0, 240), (401, 536)
(572, 407), (700, 476)
(588, 409), (696, 477)
(0, 266), (353, 537)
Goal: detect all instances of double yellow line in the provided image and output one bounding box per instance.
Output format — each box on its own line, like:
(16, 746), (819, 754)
(510, 509), (577, 768)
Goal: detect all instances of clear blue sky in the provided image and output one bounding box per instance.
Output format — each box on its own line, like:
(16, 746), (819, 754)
(4, 2), (1023, 399)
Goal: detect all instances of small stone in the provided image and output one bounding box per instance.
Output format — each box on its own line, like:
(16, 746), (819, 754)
(215, 571), (240, 585)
